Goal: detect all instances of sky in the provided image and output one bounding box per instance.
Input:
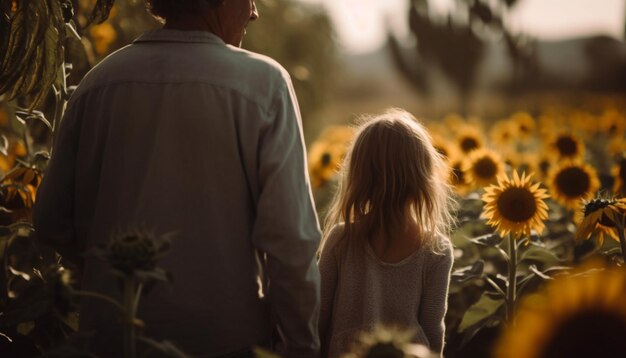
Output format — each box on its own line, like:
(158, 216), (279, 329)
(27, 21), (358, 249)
(299, 0), (626, 53)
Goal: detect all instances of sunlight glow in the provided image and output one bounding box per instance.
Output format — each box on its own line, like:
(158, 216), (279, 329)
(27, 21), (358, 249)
(299, 0), (626, 54)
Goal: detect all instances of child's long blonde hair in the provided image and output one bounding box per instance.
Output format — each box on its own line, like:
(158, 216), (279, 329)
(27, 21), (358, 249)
(322, 109), (456, 254)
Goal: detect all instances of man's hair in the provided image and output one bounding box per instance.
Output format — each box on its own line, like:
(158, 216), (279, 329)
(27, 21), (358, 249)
(147, 0), (223, 20)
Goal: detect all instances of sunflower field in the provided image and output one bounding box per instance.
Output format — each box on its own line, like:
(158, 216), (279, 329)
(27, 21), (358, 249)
(308, 103), (626, 357)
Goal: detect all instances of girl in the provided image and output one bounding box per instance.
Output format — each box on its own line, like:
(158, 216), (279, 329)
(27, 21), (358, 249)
(318, 109), (455, 357)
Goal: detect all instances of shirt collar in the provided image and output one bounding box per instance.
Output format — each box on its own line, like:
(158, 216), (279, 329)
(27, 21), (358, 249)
(133, 28), (226, 45)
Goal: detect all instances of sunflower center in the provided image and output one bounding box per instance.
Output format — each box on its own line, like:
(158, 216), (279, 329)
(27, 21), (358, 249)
(520, 124), (529, 133)
(321, 152), (331, 167)
(460, 137), (479, 153)
(556, 136), (578, 157)
(452, 164), (465, 185)
(539, 310), (626, 358)
(364, 342), (404, 358)
(474, 158), (497, 179)
(496, 187), (537, 222)
(555, 167), (590, 198)
(583, 199), (611, 217)
(539, 160), (550, 175)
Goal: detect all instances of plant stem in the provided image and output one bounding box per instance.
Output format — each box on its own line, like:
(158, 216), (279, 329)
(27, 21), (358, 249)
(506, 233), (517, 325)
(123, 277), (137, 358)
(51, 62), (68, 143)
(74, 291), (125, 312)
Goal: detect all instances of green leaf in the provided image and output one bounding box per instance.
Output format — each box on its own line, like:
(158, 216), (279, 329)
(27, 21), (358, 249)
(15, 109), (52, 131)
(528, 264), (551, 280)
(450, 261), (485, 294)
(0, 0), (65, 109)
(469, 233), (501, 246)
(484, 276), (506, 297)
(458, 293), (505, 333)
(602, 247), (623, 257)
(458, 293), (506, 348)
(0, 135), (8, 156)
(518, 244), (562, 266)
(451, 260), (484, 283)
(65, 21), (80, 41)
(138, 337), (190, 358)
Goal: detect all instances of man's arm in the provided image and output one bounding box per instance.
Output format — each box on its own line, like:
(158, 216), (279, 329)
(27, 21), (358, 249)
(251, 77), (321, 357)
(33, 99), (81, 264)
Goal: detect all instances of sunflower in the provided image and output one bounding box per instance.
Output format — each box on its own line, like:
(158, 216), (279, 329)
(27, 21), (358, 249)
(523, 153), (552, 180)
(548, 162), (600, 210)
(570, 110), (598, 136)
(455, 125), (485, 154)
(307, 141), (344, 188)
(613, 155), (626, 195)
(89, 22), (117, 56)
(501, 150), (524, 171)
(494, 264), (626, 358)
(307, 126), (354, 188)
(319, 125), (356, 145)
(607, 137), (626, 157)
(537, 114), (560, 141)
(463, 149), (506, 188)
(0, 138), (27, 176)
(600, 109), (626, 138)
(511, 111), (536, 141)
(431, 134), (458, 163)
(342, 326), (435, 358)
(508, 152), (542, 178)
(426, 122), (449, 138)
(575, 197), (626, 245)
(481, 171), (550, 238)
(449, 159), (471, 196)
(547, 133), (585, 162)
(489, 120), (518, 149)
(443, 113), (465, 132)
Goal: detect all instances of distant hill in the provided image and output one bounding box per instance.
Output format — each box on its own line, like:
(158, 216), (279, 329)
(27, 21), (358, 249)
(318, 34), (626, 121)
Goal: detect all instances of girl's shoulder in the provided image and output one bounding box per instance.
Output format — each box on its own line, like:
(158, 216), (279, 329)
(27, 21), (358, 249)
(423, 234), (454, 264)
(320, 223), (346, 257)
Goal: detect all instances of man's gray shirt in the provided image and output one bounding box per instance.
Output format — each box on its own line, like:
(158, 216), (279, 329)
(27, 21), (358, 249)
(34, 29), (321, 357)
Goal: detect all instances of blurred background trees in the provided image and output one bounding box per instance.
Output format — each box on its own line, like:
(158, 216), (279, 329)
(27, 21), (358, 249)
(391, 0), (535, 111)
(244, 0), (337, 125)
(387, 0), (626, 116)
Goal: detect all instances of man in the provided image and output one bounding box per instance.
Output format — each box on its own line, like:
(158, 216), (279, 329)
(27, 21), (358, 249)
(33, 0), (321, 356)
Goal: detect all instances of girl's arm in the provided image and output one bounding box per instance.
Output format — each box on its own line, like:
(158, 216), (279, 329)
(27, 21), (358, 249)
(318, 228), (341, 358)
(419, 241), (454, 354)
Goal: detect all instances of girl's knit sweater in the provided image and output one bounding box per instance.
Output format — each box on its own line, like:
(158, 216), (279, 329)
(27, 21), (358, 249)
(318, 227), (453, 357)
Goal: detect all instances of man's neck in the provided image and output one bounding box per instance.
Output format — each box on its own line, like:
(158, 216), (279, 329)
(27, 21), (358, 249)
(163, 17), (211, 31)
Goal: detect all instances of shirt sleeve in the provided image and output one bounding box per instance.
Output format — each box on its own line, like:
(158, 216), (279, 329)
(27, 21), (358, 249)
(419, 240), (453, 354)
(250, 77), (322, 358)
(318, 226), (341, 358)
(33, 98), (82, 265)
